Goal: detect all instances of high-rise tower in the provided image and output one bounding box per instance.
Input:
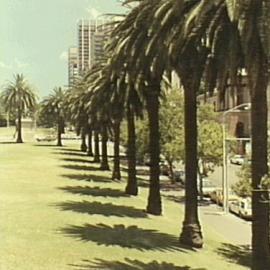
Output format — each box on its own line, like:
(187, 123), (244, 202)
(77, 20), (113, 75)
(68, 47), (79, 87)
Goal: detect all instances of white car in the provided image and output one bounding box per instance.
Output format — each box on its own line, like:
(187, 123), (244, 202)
(229, 197), (252, 219)
(197, 178), (217, 197)
(35, 134), (56, 142)
(230, 155), (245, 165)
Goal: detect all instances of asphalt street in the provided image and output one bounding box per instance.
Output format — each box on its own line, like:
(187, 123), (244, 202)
(208, 163), (241, 188)
(199, 203), (251, 246)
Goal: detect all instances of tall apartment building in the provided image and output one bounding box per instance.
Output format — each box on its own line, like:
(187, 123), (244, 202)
(94, 23), (114, 64)
(68, 47), (79, 87)
(77, 20), (112, 75)
(78, 20), (96, 74)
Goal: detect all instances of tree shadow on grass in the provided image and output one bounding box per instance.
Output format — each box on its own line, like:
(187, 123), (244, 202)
(61, 164), (99, 171)
(55, 201), (147, 218)
(163, 194), (185, 204)
(59, 186), (129, 198)
(54, 151), (87, 157)
(61, 223), (192, 252)
(60, 158), (95, 164)
(0, 141), (17, 144)
(70, 258), (206, 270)
(34, 144), (60, 147)
(122, 167), (149, 176)
(57, 148), (82, 152)
(216, 243), (251, 268)
(61, 173), (112, 183)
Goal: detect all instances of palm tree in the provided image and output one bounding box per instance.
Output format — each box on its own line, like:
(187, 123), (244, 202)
(80, 125), (88, 152)
(40, 87), (65, 146)
(153, 0), (270, 262)
(125, 102), (138, 194)
(86, 125), (94, 156)
(93, 130), (101, 163)
(65, 78), (91, 154)
(107, 0), (166, 214)
(1, 74), (37, 143)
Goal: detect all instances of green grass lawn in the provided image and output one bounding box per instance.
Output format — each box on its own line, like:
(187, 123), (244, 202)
(0, 138), (250, 270)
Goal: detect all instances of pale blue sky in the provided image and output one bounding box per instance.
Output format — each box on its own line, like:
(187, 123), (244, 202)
(0, 0), (125, 98)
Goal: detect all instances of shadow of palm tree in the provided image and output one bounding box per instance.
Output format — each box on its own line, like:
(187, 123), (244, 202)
(55, 151), (87, 157)
(121, 167), (149, 176)
(61, 223), (191, 252)
(61, 164), (99, 171)
(59, 186), (128, 198)
(60, 158), (95, 164)
(57, 148), (82, 152)
(70, 258), (206, 270)
(61, 174), (112, 183)
(216, 243), (251, 268)
(34, 144), (60, 147)
(55, 201), (147, 218)
(0, 141), (17, 144)
(163, 194), (185, 204)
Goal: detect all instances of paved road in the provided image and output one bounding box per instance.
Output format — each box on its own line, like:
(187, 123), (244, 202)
(208, 164), (241, 188)
(199, 202), (251, 246)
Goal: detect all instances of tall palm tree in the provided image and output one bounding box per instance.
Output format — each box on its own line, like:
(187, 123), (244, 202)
(107, 0), (166, 214)
(65, 78), (91, 154)
(40, 87), (65, 146)
(154, 0), (270, 262)
(1, 74), (37, 143)
(93, 130), (101, 163)
(181, 1), (270, 263)
(86, 125), (94, 156)
(80, 125), (88, 152)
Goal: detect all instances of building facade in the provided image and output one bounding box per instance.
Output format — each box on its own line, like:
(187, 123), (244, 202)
(197, 75), (252, 155)
(77, 20), (112, 76)
(68, 47), (79, 87)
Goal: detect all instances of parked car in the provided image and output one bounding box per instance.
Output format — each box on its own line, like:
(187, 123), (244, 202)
(198, 178), (217, 197)
(230, 155), (245, 165)
(173, 170), (185, 184)
(210, 188), (223, 204)
(160, 161), (170, 176)
(35, 134), (56, 142)
(216, 189), (239, 206)
(229, 197), (252, 219)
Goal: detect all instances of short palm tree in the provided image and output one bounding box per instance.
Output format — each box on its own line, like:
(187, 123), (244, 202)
(1, 74), (37, 143)
(40, 87), (65, 146)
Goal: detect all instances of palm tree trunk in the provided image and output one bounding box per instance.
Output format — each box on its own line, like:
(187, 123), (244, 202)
(112, 120), (121, 180)
(93, 131), (100, 163)
(87, 128), (93, 156)
(100, 125), (110, 170)
(125, 105), (138, 195)
(179, 80), (203, 248)
(56, 118), (62, 147)
(176, 46), (206, 248)
(16, 109), (23, 143)
(80, 127), (87, 152)
(146, 89), (162, 215)
(251, 65), (270, 269)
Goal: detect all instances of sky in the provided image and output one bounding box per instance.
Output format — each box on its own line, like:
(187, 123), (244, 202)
(0, 0), (125, 98)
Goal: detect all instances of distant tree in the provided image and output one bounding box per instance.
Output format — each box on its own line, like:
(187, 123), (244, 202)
(0, 74), (37, 143)
(40, 87), (65, 146)
(198, 104), (223, 176)
(232, 162), (252, 198)
(160, 88), (185, 180)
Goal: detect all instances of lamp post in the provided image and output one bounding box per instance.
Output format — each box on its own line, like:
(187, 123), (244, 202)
(222, 103), (251, 213)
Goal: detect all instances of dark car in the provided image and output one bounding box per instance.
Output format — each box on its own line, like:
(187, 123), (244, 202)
(160, 162), (170, 176)
(173, 170), (185, 184)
